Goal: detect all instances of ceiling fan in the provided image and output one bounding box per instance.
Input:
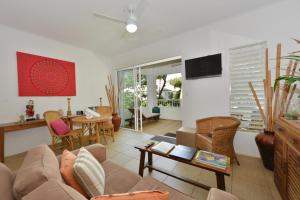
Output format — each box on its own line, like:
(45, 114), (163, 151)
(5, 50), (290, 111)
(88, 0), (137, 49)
(93, 0), (147, 35)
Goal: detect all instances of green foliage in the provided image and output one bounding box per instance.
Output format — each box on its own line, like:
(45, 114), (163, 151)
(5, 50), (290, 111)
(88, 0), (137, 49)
(282, 55), (300, 61)
(274, 75), (300, 90)
(169, 78), (182, 88)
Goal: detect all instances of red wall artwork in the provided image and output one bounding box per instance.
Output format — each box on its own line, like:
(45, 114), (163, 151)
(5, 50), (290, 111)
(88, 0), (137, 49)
(17, 52), (76, 96)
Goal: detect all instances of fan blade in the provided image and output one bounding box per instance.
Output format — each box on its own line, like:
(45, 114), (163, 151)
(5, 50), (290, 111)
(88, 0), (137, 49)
(93, 12), (126, 24)
(129, 0), (148, 18)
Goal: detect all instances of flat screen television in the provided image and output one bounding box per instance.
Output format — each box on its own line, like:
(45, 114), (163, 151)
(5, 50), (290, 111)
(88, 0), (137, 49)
(185, 53), (222, 80)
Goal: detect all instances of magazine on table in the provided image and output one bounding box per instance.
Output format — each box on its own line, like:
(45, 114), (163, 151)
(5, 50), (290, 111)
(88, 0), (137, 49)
(169, 145), (197, 161)
(194, 150), (229, 169)
(151, 142), (175, 154)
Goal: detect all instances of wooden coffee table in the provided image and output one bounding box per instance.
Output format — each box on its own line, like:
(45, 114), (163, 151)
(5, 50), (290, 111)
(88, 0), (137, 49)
(135, 145), (231, 191)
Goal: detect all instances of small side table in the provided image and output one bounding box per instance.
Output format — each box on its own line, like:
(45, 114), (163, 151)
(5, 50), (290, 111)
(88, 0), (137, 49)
(176, 127), (197, 148)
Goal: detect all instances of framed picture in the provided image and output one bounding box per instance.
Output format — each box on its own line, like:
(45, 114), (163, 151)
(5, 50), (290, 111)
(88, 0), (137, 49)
(17, 52), (76, 96)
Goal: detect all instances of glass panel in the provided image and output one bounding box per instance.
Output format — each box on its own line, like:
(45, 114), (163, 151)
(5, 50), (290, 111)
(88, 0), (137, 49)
(117, 69), (135, 129)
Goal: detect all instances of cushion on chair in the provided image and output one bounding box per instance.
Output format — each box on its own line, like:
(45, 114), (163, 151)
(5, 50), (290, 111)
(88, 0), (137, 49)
(91, 191), (169, 200)
(13, 144), (63, 199)
(60, 150), (87, 197)
(101, 160), (142, 194)
(22, 180), (87, 200)
(73, 147), (105, 198)
(0, 163), (15, 200)
(50, 119), (71, 135)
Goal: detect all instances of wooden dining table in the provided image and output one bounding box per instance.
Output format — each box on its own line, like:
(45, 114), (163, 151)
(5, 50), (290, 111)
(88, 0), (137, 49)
(71, 115), (112, 144)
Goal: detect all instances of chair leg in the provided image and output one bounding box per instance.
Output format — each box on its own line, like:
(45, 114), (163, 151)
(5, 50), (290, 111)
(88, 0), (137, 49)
(69, 137), (74, 150)
(111, 128), (115, 142)
(78, 133), (83, 147)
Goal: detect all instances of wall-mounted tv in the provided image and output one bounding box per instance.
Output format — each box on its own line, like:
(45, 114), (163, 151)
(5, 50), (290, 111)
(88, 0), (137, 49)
(185, 53), (222, 80)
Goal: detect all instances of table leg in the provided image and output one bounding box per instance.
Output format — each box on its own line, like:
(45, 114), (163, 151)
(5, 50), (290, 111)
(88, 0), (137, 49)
(148, 152), (153, 173)
(138, 150), (146, 177)
(0, 128), (4, 163)
(215, 173), (226, 190)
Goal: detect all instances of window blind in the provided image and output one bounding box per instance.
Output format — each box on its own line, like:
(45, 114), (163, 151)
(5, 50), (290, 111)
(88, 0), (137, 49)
(229, 42), (267, 131)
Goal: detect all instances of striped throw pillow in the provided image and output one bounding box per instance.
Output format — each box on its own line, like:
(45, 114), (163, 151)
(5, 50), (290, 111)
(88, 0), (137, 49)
(73, 147), (105, 198)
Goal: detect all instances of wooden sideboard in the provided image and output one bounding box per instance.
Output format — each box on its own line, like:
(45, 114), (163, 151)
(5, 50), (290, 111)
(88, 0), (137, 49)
(0, 115), (78, 162)
(274, 118), (300, 200)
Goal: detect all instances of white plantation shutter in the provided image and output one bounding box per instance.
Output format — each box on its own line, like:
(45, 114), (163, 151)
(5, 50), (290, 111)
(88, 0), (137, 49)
(230, 42), (267, 131)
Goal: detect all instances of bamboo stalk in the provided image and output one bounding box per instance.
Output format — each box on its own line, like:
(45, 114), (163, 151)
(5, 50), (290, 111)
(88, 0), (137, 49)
(280, 61), (293, 116)
(286, 84), (297, 113)
(267, 70), (273, 131)
(273, 44), (281, 120)
(248, 81), (266, 125)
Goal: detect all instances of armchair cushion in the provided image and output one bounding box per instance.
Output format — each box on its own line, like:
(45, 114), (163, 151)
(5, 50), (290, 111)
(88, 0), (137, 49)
(50, 119), (71, 135)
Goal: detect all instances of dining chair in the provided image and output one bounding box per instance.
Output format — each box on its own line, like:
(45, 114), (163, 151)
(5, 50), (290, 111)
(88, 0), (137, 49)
(196, 116), (241, 165)
(96, 106), (115, 143)
(43, 111), (82, 151)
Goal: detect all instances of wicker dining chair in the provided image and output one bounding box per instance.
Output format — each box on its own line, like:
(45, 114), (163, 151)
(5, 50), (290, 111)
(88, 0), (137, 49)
(196, 116), (241, 165)
(96, 106), (115, 143)
(44, 111), (82, 151)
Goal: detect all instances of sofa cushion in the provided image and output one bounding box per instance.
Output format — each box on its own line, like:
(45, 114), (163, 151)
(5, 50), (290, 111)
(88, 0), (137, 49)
(101, 160), (142, 194)
(13, 144), (63, 199)
(73, 147), (105, 198)
(91, 191), (169, 200)
(0, 163), (15, 200)
(129, 176), (194, 200)
(22, 180), (87, 200)
(60, 150), (87, 196)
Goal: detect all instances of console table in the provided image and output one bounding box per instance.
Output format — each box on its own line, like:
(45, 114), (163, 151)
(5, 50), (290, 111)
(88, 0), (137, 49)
(0, 116), (77, 162)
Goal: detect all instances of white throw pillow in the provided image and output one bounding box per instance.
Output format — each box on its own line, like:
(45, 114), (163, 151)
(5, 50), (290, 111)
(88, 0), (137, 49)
(73, 147), (105, 198)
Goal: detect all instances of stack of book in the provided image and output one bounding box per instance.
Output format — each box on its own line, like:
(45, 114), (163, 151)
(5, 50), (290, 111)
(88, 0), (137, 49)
(194, 150), (229, 170)
(151, 142), (175, 154)
(169, 145), (197, 161)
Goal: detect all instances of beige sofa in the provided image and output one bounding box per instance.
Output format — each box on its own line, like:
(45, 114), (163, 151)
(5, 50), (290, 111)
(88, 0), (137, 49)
(0, 144), (238, 200)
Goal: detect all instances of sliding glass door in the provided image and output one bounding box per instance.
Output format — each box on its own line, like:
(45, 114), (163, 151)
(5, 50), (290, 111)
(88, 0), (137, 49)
(117, 67), (143, 131)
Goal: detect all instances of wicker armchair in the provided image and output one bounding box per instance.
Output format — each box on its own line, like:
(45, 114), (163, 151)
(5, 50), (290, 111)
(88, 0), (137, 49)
(44, 111), (82, 151)
(196, 116), (240, 165)
(96, 106), (115, 143)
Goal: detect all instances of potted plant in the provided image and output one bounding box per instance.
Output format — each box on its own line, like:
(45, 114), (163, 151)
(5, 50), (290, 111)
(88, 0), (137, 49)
(249, 39), (300, 170)
(106, 75), (121, 131)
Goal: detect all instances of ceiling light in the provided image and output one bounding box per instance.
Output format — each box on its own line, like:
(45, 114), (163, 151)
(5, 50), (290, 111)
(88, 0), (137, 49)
(126, 21), (137, 33)
(126, 11), (137, 33)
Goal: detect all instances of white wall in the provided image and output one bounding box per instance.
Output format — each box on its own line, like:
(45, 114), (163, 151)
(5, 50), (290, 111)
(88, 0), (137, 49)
(159, 107), (181, 121)
(112, 0), (300, 157)
(0, 24), (112, 156)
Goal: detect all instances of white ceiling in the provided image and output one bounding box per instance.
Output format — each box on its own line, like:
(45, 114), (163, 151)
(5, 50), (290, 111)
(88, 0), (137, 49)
(0, 0), (283, 56)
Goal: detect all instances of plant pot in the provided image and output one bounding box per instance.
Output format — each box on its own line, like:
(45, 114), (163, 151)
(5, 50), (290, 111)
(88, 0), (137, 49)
(112, 113), (121, 132)
(255, 130), (274, 171)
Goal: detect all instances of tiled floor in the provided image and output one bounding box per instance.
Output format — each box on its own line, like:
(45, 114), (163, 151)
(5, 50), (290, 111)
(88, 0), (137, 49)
(129, 119), (182, 135)
(5, 129), (281, 200)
